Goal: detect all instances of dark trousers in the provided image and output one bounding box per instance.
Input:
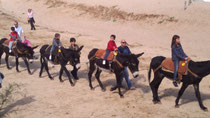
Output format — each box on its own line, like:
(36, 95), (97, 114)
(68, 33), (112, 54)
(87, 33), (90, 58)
(29, 18), (36, 30)
(71, 66), (78, 78)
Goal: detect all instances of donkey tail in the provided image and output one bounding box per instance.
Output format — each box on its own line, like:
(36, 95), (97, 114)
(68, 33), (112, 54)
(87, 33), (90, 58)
(148, 63), (152, 83)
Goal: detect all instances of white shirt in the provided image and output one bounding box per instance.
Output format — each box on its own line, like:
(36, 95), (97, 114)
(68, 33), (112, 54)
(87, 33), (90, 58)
(28, 11), (34, 18)
(14, 25), (24, 40)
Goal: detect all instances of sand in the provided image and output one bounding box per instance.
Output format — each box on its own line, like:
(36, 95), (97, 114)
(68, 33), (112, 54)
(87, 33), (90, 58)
(0, 0), (210, 117)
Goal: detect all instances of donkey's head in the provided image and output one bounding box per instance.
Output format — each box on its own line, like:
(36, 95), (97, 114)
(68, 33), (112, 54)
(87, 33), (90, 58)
(121, 52), (144, 78)
(26, 46), (38, 63)
(66, 46), (84, 69)
(16, 41), (38, 63)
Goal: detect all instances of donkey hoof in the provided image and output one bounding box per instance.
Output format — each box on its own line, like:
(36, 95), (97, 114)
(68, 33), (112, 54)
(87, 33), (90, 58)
(202, 107), (208, 111)
(60, 80), (64, 83)
(153, 100), (161, 104)
(50, 77), (54, 80)
(71, 83), (75, 87)
(120, 95), (124, 98)
(101, 88), (106, 92)
(175, 105), (180, 108)
(90, 87), (94, 90)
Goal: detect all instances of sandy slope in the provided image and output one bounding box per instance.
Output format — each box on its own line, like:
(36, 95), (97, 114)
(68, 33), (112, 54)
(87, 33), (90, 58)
(0, 0), (210, 117)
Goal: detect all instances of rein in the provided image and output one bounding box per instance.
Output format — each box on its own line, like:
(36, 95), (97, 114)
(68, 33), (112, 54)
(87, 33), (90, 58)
(113, 58), (123, 68)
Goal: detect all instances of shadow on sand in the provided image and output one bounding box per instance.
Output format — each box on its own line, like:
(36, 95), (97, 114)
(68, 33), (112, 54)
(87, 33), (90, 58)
(159, 86), (210, 106)
(0, 96), (36, 117)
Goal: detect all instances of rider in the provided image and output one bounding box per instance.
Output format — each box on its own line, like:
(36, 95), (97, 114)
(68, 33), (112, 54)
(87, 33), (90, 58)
(14, 21), (24, 41)
(103, 34), (117, 65)
(69, 37), (79, 80)
(171, 35), (190, 87)
(49, 33), (62, 60)
(9, 27), (19, 53)
(111, 40), (135, 91)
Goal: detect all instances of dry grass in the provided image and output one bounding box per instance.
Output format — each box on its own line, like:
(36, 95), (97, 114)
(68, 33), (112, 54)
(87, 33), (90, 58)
(34, 0), (178, 23)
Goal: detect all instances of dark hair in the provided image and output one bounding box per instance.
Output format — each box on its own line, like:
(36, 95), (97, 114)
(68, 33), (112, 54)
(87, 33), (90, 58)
(110, 34), (116, 39)
(55, 33), (60, 37)
(171, 35), (180, 48)
(11, 27), (15, 31)
(70, 37), (76, 42)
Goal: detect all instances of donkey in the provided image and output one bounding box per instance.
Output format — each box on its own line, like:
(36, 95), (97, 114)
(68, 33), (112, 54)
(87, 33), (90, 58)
(88, 48), (144, 97)
(148, 56), (210, 111)
(0, 72), (4, 88)
(0, 38), (38, 74)
(39, 45), (83, 86)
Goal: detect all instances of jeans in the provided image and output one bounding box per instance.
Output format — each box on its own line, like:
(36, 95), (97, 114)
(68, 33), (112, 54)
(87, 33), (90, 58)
(50, 45), (56, 55)
(104, 49), (110, 60)
(173, 60), (179, 81)
(120, 67), (133, 88)
(29, 18), (36, 30)
(9, 41), (14, 50)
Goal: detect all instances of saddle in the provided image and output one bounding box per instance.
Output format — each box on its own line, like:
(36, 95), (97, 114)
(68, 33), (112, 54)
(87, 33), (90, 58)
(3, 40), (16, 47)
(161, 58), (189, 75)
(95, 49), (114, 61)
(45, 45), (59, 56)
(45, 45), (60, 64)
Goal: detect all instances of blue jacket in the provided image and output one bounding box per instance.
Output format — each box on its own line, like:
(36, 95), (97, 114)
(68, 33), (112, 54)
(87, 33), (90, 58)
(118, 46), (131, 54)
(171, 44), (187, 61)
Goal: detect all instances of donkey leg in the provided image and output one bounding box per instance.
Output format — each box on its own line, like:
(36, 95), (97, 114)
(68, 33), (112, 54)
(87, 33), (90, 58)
(193, 83), (207, 111)
(23, 57), (31, 74)
(39, 56), (44, 77)
(59, 68), (64, 82)
(116, 74), (123, 98)
(175, 83), (188, 108)
(43, 58), (53, 79)
(5, 53), (11, 69)
(88, 61), (95, 90)
(95, 68), (105, 91)
(61, 64), (74, 86)
(150, 73), (164, 104)
(15, 57), (20, 72)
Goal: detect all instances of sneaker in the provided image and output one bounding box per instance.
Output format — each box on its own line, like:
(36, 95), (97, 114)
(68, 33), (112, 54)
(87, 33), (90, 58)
(129, 86), (136, 90)
(9, 50), (12, 53)
(102, 60), (106, 65)
(49, 55), (52, 60)
(173, 81), (178, 87)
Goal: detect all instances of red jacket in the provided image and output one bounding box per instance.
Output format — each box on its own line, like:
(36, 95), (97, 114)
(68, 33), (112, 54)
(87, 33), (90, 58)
(107, 40), (117, 51)
(10, 32), (18, 41)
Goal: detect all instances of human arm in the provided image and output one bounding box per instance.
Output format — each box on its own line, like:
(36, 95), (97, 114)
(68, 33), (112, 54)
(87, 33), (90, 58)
(126, 46), (131, 54)
(172, 46), (188, 60)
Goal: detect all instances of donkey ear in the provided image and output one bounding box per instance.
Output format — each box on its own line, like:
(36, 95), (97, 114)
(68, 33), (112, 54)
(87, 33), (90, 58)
(77, 45), (84, 52)
(136, 52), (144, 58)
(32, 45), (39, 50)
